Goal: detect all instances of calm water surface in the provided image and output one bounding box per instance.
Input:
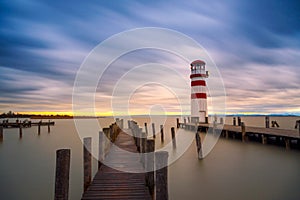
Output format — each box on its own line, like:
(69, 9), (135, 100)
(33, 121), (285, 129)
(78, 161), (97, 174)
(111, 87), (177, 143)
(0, 116), (299, 200)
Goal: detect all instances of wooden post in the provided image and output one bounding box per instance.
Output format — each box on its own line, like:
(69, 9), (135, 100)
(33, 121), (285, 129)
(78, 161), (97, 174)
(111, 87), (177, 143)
(83, 137), (92, 192)
(241, 122), (246, 142)
(284, 137), (290, 150)
(261, 134), (267, 144)
(160, 125), (164, 143)
(225, 130), (229, 139)
(171, 127), (176, 148)
(176, 118), (179, 128)
(155, 151), (169, 200)
(146, 139), (155, 196)
(54, 149), (71, 200)
(140, 132), (147, 167)
(152, 123), (156, 138)
(0, 125), (3, 142)
(238, 117), (241, 126)
(265, 116), (270, 128)
(233, 117), (236, 126)
(48, 120), (51, 133)
(98, 131), (105, 169)
(144, 123), (148, 135)
(19, 124), (23, 138)
(187, 117), (191, 123)
(184, 118), (186, 125)
(38, 123), (41, 135)
(195, 131), (202, 159)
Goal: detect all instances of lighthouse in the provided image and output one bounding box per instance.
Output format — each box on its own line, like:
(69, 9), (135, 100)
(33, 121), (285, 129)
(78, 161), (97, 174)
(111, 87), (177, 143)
(190, 60), (208, 123)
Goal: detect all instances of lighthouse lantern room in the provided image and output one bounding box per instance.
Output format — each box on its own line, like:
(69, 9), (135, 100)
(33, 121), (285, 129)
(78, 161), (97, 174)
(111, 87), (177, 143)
(190, 60), (208, 123)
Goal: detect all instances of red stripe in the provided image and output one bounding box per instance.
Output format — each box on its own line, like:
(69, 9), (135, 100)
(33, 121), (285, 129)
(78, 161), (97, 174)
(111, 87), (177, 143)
(190, 74), (206, 78)
(191, 80), (206, 86)
(191, 93), (207, 99)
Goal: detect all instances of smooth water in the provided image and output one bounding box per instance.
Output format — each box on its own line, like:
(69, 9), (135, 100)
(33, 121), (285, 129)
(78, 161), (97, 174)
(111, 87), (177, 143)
(0, 116), (299, 200)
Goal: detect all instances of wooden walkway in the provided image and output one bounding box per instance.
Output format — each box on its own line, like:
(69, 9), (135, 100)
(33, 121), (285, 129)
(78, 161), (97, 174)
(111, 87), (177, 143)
(81, 130), (152, 200)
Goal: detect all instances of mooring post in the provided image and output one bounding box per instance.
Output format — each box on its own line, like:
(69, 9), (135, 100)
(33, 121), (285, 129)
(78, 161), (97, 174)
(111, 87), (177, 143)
(160, 125), (164, 143)
(265, 116), (270, 128)
(261, 134), (267, 145)
(241, 122), (246, 142)
(195, 131), (202, 159)
(0, 125), (3, 142)
(184, 118), (186, 125)
(38, 122), (41, 135)
(83, 137), (92, 192)
(98, 131), (105, 169)
(144, 122), (148, 135)
(152, 123), (156, 138)
(171, 127), (176, 148)
(19, 124), (23, 138)
(146, 139), (155, 196)
(284, 137), (290, 150)
(141, 132), (147, 167)
(155, 151), (169, 200)
(188, 117), (191, 123)
(233, 117), (236, 126)
(48, 120), (51, 133)
(54, 149), (71, 200)
(238, 117), (241, 126)
(176, 118), (179, 128)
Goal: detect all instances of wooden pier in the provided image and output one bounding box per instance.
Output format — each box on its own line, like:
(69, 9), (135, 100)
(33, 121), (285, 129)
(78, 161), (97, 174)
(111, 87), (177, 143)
(179, 121), (300, 149)
(55, 119), (169, 200)
(81, 130), (152, 200)
(0, 120), (54, 128)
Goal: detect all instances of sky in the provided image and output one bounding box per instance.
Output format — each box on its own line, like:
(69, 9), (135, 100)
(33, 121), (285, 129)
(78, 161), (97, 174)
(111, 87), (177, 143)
(0, 0), (299, 116)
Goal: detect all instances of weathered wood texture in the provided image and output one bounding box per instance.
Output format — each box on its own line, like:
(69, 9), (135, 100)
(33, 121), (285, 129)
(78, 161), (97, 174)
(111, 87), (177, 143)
(54, 149), (71, 200)
(81, 130), (152, 200)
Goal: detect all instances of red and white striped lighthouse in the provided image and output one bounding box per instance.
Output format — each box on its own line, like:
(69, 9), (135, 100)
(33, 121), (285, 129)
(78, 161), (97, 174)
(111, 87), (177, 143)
(190, 60), (208, 123)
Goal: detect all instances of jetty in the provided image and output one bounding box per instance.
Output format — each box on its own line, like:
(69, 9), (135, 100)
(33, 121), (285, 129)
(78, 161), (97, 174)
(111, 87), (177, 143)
(0, 120), (54, 128)
(178, 120), (300, 150)
(54, 120), (169, 200)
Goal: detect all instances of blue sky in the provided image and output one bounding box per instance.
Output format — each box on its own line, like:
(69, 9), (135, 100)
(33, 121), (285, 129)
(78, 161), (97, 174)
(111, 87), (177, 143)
(0, 0), (299, 115)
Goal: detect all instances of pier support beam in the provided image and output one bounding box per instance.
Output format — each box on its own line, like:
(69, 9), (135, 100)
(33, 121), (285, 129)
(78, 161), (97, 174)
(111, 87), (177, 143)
(171, 127), (176, 148)
(152, 123), (156, 138)
(284, 137), (290, 150)
(261, 134), (267, 145)
(144, 123), (148, 135)
(83, 137), (92, 192)
(160, 125), (164, 143)
(155, 151), (169, 200)
(241, 122), (246, 142)
(38, 123), (41, 135)
(195, 131), (202, 159)
(176, 118), (179, 128)
(54, 149), (71, 200)
(0, 125), (3, 142)
(265, 116), (270, 128)
(19, 124), (23, 139)
(225, 130), (229, 139)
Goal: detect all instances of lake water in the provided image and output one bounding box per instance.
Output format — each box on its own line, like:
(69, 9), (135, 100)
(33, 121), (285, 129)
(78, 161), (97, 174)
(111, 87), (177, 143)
(0, 116), (299, 200)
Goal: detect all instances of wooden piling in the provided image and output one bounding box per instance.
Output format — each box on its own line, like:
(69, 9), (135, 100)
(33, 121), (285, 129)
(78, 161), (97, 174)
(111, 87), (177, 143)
(160, 125), (164, 143)
(19, 124), (23, 138)
(83, 137), (92, 192)
(241, 122), (246, 142)
(261, 134), (267, 144)
(176, 118), (179, 128)
(152, 123), (156, 138)
(195, 131), (202, 159)
(171, 127), (176, 147)
(144, 123), (148, 135)
(98, 131), (104, 169)
(284, 137), (290, 150)
(265, 116), (270, 128)
(0, 125), (3, 142)
(238, 117), (241, 126)
(146, 139), (155, 196)
(54, 149), (71, 200)
(38, 123), (41, 135)
(155, 151), (169, 200)
(225, 130), (229, 139)
(233, 117), (236, 126)
(48, 120), (51, 133)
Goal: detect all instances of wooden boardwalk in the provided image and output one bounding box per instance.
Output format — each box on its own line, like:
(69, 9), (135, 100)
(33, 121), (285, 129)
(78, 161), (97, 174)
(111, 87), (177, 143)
(81, 130), (152, 200)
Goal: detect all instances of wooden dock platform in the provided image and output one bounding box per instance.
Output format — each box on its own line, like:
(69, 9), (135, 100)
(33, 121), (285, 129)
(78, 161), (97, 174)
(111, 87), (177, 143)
(179, 122), (300, 149)
(81, 130), (152, 200)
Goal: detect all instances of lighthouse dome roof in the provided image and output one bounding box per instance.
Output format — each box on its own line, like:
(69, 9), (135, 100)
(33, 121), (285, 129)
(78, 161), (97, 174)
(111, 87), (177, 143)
(191, 60), (206, 66)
